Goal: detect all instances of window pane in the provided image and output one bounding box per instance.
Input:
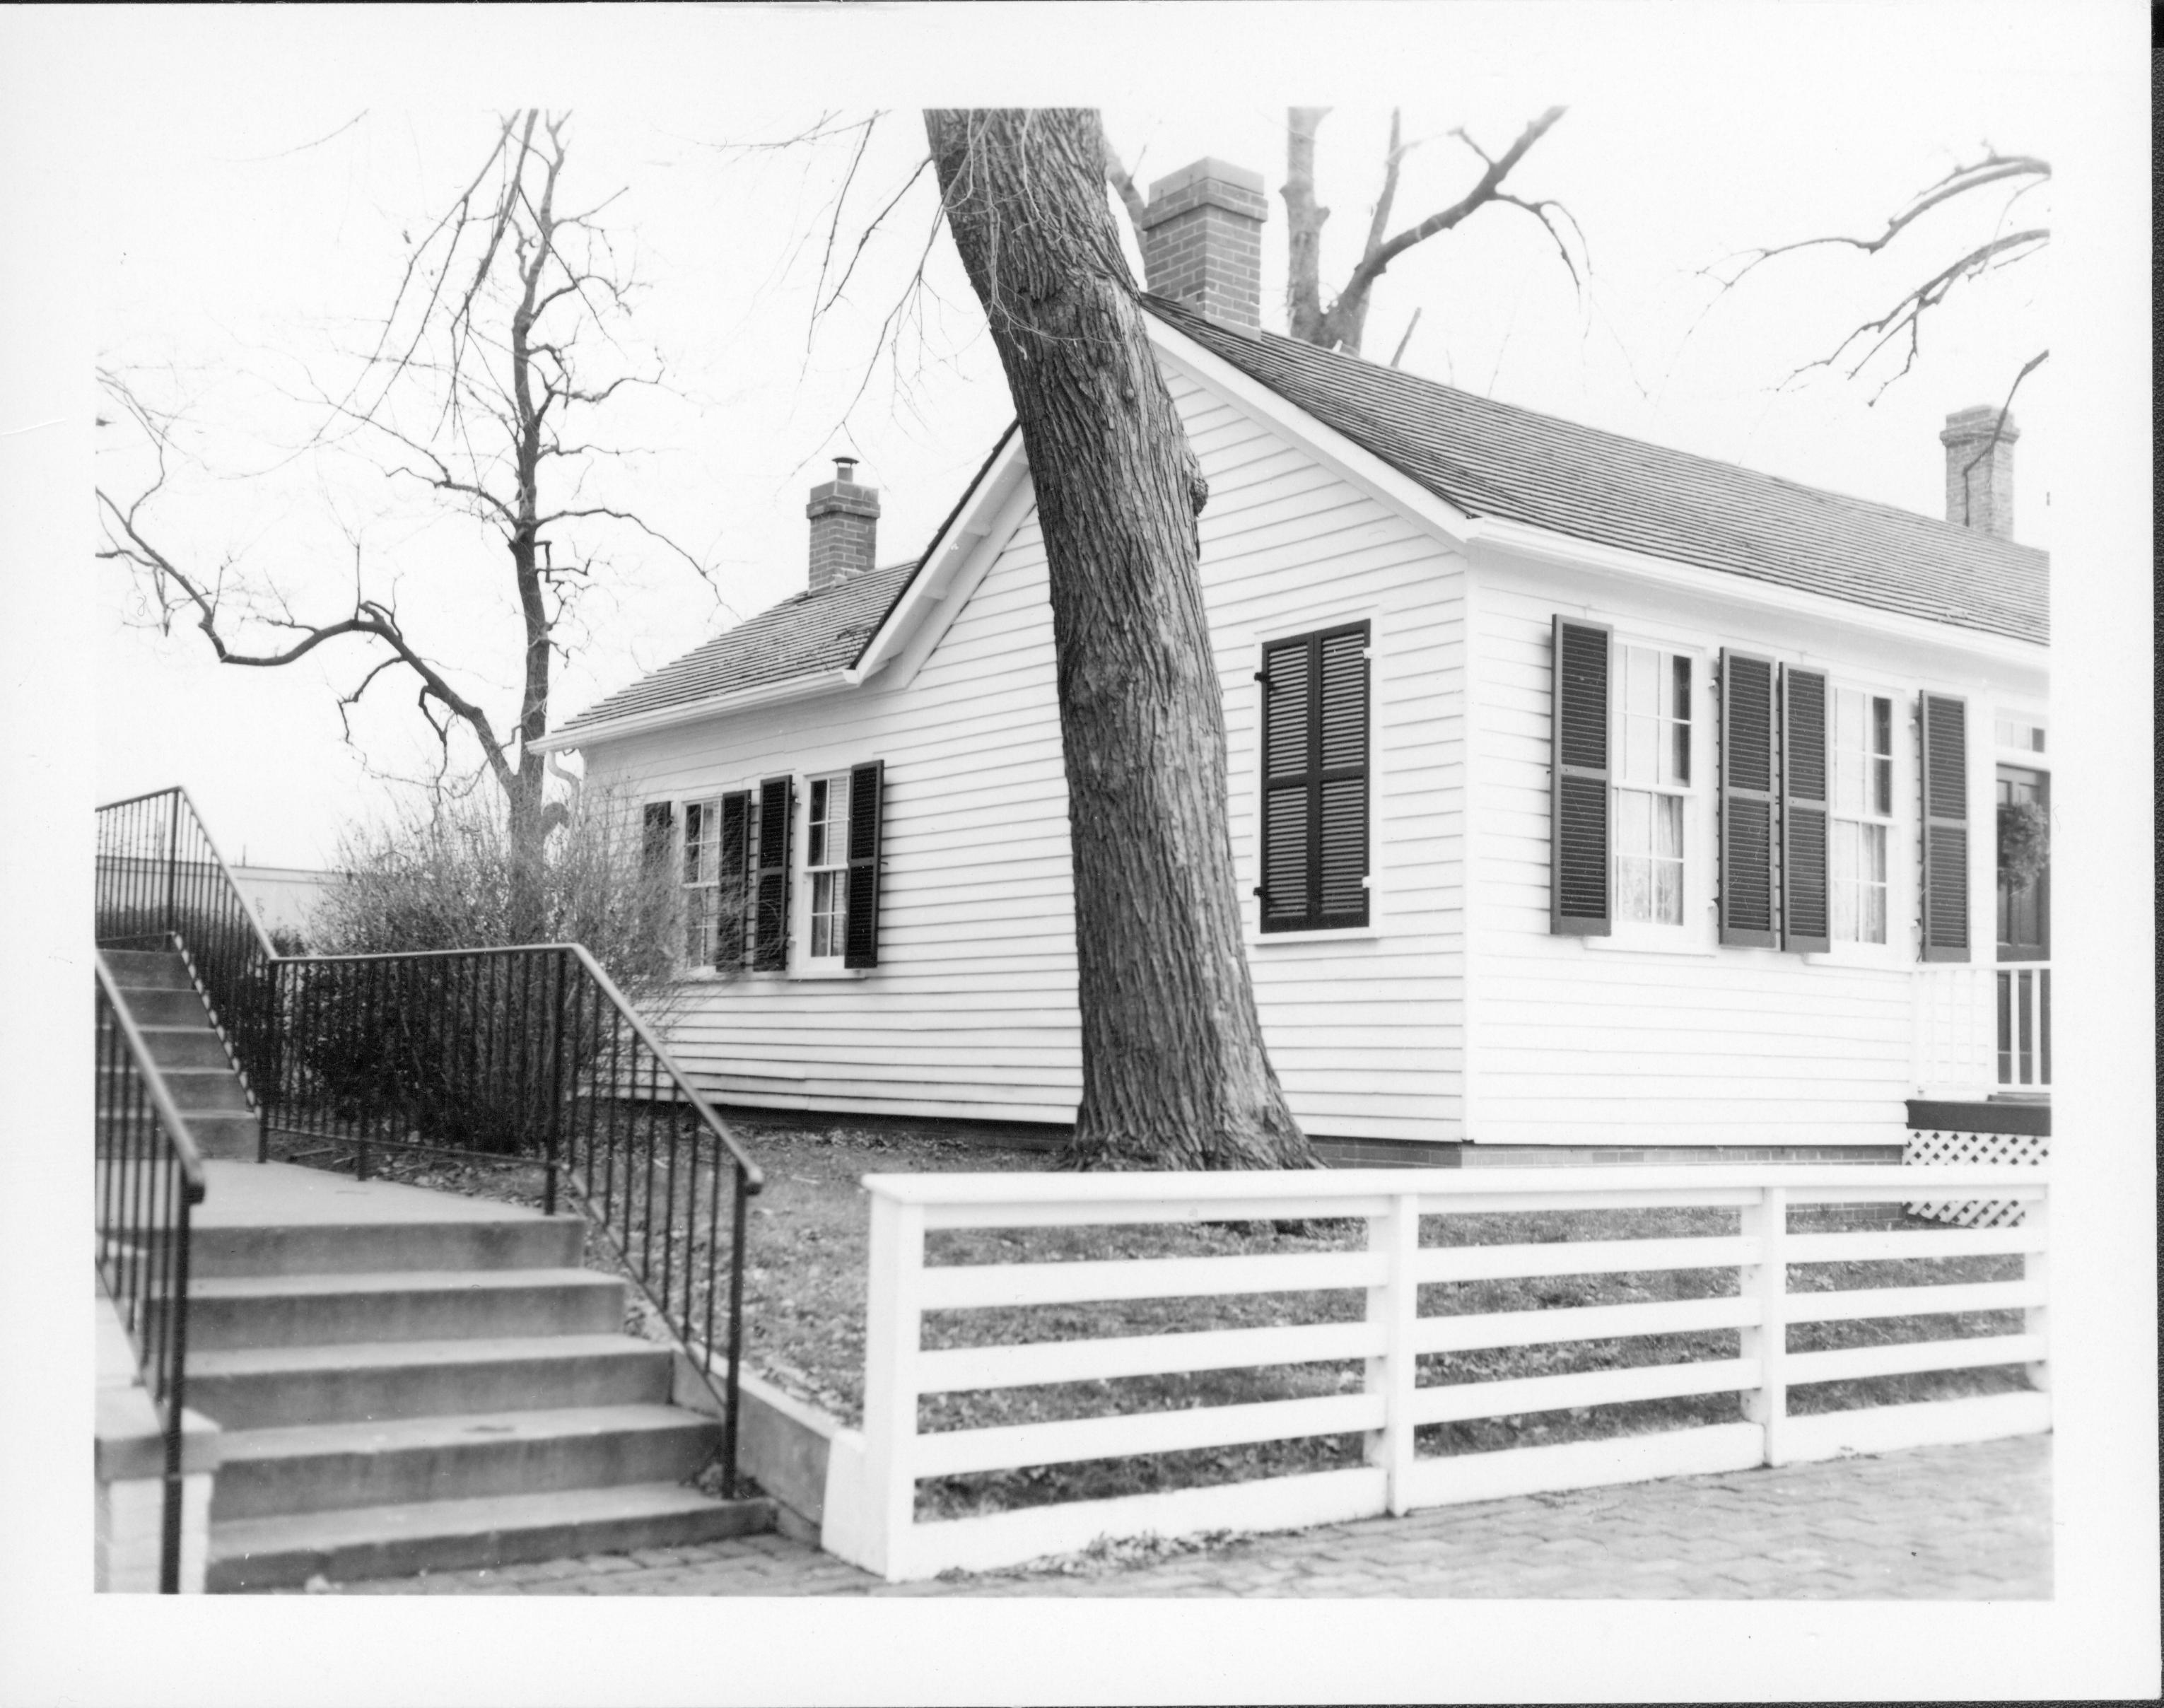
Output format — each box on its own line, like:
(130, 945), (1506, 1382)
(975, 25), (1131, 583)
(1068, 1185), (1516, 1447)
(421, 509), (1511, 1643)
(1654, 794), (1683, 858)
(1624, 715), (1658, 785)
(1617, 788), (1651, 855)
(1618, 856), (1651, 923)
(1831, 874), (1856, 941)
(1861, 823), (1886, 883)
(1624, 646), (1656, 717)
(807, 780), (828, 866)
(1654, 858), (1683, 924)
(1861, 884), (1886, 944)
(829, 776), (850, 862)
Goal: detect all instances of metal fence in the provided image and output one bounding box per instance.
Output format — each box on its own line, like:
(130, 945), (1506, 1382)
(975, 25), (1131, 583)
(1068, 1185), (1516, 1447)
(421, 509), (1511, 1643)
(94, 957), (206, 1594)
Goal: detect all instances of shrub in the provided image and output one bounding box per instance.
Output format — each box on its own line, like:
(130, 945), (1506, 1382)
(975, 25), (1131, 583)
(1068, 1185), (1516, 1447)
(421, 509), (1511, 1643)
(283, 790), (686, 1154)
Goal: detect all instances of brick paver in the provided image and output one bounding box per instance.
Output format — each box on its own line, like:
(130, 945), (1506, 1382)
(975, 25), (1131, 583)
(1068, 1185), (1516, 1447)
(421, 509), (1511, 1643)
(308, 1433), (2049, 1600)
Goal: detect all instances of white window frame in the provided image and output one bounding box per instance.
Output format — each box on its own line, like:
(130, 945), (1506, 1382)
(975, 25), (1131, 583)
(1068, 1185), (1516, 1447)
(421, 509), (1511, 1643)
(664, 785), (762, 981)
(1825, 682), (1898, 957)
(1799, 674), (1911, 968)
(786, 768), (872, 981)
(1589, 635), (1713, 954)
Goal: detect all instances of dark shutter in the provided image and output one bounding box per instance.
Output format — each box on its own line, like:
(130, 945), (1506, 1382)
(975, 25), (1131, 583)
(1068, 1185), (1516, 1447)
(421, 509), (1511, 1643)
(843, 759), (884, 969)
(1919, 693), (1970, 961)
(1550, 616), (1611, 936)
(1779, 665), (1830, 954)
(1719, 649), (1779, 947)
(752, 775), (793, 971)
(715, 790), (751, 969)
(1260, 623), (1369, 932)
(641, 801), (674, 872)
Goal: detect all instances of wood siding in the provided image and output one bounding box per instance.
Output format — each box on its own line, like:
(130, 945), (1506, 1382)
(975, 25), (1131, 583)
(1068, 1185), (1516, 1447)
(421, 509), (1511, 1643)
(583, 374), (1469, 1140)
(1466, 557), (2040, 1147)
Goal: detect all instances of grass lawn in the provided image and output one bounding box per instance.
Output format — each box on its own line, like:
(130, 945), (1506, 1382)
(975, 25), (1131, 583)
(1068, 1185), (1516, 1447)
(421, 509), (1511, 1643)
(274, 1117), (2037, 1523)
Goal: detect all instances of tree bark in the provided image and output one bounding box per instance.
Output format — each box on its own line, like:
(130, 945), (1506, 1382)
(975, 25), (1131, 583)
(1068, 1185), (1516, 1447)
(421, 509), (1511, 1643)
(924, 108), (1314, 1171)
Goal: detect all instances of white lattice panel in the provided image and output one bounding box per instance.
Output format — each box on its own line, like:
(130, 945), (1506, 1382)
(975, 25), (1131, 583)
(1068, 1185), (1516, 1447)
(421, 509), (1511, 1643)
(1904, 1129), (2050, 1227)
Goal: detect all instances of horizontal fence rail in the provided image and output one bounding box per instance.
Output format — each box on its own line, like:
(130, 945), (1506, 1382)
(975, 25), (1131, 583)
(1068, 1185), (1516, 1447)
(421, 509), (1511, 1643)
(836, 1164), (2052, 1582)
(95, 787), (281, 1098)
(95, 955), (208, 1596)
(262, 943), (765, 1492)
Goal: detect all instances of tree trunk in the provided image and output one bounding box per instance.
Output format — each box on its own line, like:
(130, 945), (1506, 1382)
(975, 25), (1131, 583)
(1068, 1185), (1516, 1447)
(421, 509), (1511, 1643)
(1282, 107), (1332, 346)
(924, 109), (1314, 1172)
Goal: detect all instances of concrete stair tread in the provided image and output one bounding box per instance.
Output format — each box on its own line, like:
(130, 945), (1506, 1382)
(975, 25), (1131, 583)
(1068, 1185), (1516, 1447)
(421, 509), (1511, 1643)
(194, 1161), (565, 1228)
(216, 1403), (713, 1466)
(190, 1332), (660, 1380)
(190, 1268), (621, 1303)
(208, 1482), (769, 1588)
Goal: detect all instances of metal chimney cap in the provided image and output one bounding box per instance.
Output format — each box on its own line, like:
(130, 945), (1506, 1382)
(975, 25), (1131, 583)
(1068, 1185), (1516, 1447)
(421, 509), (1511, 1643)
(833, 455), (859, 482)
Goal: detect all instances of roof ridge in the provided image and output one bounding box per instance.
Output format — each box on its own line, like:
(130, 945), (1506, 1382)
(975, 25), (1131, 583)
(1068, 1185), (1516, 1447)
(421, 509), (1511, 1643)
(1147, 296), (2047, 566)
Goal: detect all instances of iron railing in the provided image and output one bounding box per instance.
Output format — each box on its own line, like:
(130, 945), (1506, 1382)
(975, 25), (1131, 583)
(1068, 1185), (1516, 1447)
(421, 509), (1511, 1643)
(263, 944), (764, 1491)
(95, 954), (206, 1595)
(95, 786), (281, 1098)
(94, 788), (766, 1497)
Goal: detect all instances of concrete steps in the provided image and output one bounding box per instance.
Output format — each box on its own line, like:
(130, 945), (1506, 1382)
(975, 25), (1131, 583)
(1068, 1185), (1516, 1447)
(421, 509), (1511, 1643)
(209, 1482), (766, 1593)
(98, 947), (257, 1160)
(179, 1160), (768, 1591)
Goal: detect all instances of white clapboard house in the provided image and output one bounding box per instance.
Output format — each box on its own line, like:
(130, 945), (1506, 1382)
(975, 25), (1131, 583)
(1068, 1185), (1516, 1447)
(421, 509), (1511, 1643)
(539, 158), (2050, 1167)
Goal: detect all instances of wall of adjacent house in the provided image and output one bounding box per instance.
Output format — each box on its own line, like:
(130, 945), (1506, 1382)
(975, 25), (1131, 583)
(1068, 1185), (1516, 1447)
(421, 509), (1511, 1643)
(580, 373), (1470, 1141)
(1464, 548), (2047, 1149)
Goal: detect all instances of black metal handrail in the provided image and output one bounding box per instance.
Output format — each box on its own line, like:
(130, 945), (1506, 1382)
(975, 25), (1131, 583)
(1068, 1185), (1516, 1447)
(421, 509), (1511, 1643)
(95, 786), (281, 1103)
(263, 943), (765, 1492)
(95, 953), (206, 1596)
(95, 787), (766, 1496)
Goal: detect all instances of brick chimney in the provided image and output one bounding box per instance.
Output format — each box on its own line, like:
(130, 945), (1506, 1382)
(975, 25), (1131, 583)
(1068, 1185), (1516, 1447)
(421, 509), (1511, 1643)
(1939, 406), (2019, 540)
(807, 455), (879, 592)
(1137, 158), (1267, 330)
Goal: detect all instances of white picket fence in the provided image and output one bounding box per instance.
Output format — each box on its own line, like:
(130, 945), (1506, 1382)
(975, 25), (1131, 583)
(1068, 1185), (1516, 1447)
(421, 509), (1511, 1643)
(819, 1164), (2051, 1582)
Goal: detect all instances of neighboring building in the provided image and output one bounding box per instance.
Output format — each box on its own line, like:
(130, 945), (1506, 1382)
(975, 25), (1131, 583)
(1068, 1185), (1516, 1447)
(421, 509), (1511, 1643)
(230, 865), (339, 942)
(539, 159), (2049, 1162)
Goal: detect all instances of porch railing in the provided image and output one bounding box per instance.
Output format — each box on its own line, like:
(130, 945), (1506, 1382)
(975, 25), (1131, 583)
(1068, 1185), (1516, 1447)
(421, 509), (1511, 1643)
(94, 789), (765, 1497)
(95, 954), (206, 1595)
(1996, 964), (2052, 1093)
(262, 944), (764, 1489)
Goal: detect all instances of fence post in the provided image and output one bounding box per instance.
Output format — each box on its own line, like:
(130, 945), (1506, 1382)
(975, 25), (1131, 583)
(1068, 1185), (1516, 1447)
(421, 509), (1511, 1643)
(163, 794), (180, 938)
(1364, 1192), (1420, 1515)
(1740, 1185), (1789, 1466)
(2024, 1188), (2050, 1398)
(859, 1191), (925, 1581)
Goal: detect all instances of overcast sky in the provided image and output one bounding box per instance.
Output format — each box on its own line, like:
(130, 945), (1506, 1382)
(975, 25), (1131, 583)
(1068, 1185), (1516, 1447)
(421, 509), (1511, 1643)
(80, 5), (2074, 869)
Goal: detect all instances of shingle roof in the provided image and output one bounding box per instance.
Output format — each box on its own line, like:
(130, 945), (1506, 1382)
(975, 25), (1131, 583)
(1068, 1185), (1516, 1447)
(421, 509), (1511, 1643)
(553, 561), (916, 739)
(1150, 298), (2047, 646)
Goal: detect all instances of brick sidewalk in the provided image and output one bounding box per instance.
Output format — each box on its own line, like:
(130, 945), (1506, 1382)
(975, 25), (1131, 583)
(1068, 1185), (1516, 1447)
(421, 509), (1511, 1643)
(312, 1433), (2049, 1600)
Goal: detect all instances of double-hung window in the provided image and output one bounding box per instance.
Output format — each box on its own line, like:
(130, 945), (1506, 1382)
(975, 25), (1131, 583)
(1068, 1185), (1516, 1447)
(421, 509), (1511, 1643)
(1829, 688), (1895, 944)
(1613, 645), (1692, 926)
(805, 771), (853, 960)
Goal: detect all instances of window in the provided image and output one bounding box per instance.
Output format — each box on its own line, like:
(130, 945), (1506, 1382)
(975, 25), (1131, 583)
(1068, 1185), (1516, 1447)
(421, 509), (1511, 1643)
(1613, 645), (1692, 925)
(1829, 689), (1893, 944)
(805, 771), (851, 959)
(1259, 622), (1370, 932)
(682, 796), (723, 964)
(670, 793), (751, 971)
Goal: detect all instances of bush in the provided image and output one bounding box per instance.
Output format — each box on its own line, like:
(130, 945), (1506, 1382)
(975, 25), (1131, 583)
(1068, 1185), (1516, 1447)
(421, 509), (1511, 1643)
(312, 790), (680, 1002)
(283, 790), (686, 1155)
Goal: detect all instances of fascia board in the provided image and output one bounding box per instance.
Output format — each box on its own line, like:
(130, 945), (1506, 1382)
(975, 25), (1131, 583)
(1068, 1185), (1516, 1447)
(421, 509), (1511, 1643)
(868, 472), (1039, 694)
(1463, 515), (2049, 672)
(1143, 315), (1476, 550)
(539, 434), (1032, 756)
(534, 668), (854, 754)
(851, 432), (1033, 684)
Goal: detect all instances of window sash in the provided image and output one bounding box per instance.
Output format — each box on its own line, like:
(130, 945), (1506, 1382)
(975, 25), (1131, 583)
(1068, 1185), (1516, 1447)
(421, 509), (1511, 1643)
(1612, 647), (1693, 929)
(805, 771), (852, 959)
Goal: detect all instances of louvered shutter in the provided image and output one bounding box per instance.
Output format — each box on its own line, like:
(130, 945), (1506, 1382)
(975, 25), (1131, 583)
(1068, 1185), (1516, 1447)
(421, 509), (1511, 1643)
(641, 802), (674, 872)
(1779, 665), (1830, 954)
(752, 775), (793, 971)
(1919, 693), (1970, 961)
(1719, 649), (1780, 947)
(714, 790), (751, 969)
(1260, 624), (1369, 931)
(1550, 616), (1612, 936)
(843, 759), (884, 969)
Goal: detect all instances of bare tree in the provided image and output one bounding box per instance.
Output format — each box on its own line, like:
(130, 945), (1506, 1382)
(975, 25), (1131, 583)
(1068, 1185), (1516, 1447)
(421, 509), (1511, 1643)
(924, 107), (1314, 1172)
(98, 110), (705, 869)
(1280, 105), (1578, 357)
(1714, 148), (2049, 402)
